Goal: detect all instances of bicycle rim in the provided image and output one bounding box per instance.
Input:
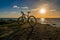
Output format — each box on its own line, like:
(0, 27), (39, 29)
(28, 16), (37, 26)
(17, 16), (24, 25)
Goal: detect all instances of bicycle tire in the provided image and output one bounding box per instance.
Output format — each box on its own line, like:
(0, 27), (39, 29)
(28, 16), (37, 27)
(17, 16), (26, 25)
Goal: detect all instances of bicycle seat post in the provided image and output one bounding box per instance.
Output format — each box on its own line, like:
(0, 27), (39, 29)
(27, 11), (30, 16)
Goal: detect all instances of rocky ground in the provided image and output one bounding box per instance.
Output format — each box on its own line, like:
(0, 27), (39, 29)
(0, 23), (60, 40)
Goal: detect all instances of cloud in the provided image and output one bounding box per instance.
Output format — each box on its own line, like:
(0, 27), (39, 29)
(50, 9), (56, 11)
(31, 8), (38, 11)
(21, 7), (29, 9)
(13, 5), (20, 9)
(13, 5), (29, 11)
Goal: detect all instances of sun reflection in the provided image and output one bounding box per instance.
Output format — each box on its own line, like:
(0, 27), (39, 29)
(40, 18), (45, 24)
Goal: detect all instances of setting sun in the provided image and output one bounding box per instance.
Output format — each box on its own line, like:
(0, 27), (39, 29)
(39, 8), (46, 14)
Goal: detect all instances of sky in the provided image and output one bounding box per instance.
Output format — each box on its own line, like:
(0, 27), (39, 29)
(0, 0), (60, 18)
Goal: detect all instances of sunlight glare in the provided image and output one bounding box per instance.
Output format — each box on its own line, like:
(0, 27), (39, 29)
(39, 8), (46, 14)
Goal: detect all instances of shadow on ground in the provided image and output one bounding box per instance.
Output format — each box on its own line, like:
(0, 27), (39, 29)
(0, 23), (60, 40)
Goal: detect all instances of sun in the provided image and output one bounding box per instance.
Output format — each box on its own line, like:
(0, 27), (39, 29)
(39, 8), (46, 14)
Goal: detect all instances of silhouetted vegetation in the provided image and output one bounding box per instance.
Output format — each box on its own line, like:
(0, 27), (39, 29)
(0, 19), (17, 25)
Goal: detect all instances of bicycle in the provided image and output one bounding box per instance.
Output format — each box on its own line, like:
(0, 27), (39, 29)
(17, 11), (37, 26)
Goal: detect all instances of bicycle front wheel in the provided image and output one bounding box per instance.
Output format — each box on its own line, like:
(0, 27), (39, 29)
(28, 16), (37, 26)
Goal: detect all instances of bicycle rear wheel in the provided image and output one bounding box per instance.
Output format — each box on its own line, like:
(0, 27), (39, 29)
(28, 16), (37, 26)
(17, 16), (26, 25)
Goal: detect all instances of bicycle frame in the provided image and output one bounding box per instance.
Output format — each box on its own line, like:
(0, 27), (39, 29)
(20, 11), (30, 21)
(18, 11), (37, 26)
(21, 11), (30, 18)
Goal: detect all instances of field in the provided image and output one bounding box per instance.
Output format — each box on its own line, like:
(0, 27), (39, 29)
(0, 19), (60, 40)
